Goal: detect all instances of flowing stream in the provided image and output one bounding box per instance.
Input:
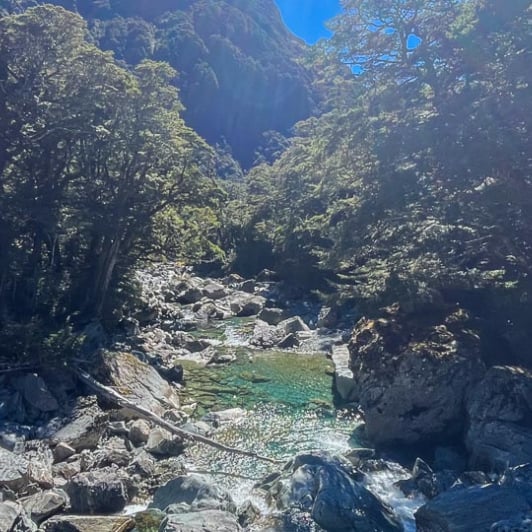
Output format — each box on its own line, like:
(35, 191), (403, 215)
(175, 318), (424, 530)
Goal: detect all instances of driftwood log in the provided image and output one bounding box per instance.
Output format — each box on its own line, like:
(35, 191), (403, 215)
(76, 369), (283, 465)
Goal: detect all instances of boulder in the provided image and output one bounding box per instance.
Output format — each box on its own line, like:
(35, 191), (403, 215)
(0, 447), (29, 492)
(0, 502), (35, 532)
(40, 515), (134, 531)
(466, 366), (532, 471)
(53, 443), (76, 464)
(250, 320), (283, 348)
(257, 307), (285, 326)
(145, 428), (185, 457)
(24, 442), (54, 489)
(96, 351), (180, 418)
(20, 489), (68, 524)
(415, 484), (532, 532)
(50, 396), (107, 451)
(128, 419), (151, 447)
(277, 333), (300, 349)
(264, 452), (402, 532)
(348, 311), (485, 446)
(177, 285), (203, 305)
(202, 282), (228, 300)
(490, 511), (532, 531)
(277, 316), (311, 335)
(160, 510), (241, 531)
(66, 470), (129, 514)
(226, 293), (266, 317)
(13, 374), (58, 413)
(150, 475), (236, 514)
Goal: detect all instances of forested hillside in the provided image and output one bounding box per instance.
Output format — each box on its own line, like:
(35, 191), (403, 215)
(0, 0), (319, 167)
(231, 0), (532, 367)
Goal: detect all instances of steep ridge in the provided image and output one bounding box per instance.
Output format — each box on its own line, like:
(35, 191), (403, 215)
(0, 0), (318, 166)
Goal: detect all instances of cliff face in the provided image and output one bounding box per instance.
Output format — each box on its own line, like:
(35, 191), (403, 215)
(2, 0), (317, 166)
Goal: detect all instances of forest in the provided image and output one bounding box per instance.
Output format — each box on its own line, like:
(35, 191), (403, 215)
(0, 1), (531, 531)
(1, 0), (530, 370)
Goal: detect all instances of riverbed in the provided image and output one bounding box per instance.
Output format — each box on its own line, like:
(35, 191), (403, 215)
(177, 319), (424, 530)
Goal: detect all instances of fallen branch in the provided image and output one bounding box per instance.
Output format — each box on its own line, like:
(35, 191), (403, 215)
(76, 369), (283, 465)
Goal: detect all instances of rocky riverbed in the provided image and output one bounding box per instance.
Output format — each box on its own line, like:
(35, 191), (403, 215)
(1, 264), (532, 531)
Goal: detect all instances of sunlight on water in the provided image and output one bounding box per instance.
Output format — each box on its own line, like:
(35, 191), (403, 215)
(177, 320), (424, 528)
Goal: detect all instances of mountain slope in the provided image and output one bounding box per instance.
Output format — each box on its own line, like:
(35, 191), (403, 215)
(0, 0), (318, 166)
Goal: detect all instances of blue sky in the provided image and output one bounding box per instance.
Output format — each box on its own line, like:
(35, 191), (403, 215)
(274, 0), (342, 44)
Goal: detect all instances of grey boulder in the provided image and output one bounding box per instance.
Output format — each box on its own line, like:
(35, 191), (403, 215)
(466, 365), (532, 471)
(160, 510), (241, 531)
(66, 470), (129, 514)
(265, 452), (402, 532)
(150, 475), (236, 514)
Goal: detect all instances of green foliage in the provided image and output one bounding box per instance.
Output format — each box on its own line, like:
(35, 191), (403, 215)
(231, 0), (532, 363)
(0, 5), (215, 348)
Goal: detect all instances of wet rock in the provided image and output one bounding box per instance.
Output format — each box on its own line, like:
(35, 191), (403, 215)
(40, 515), (134, 531)
(145, 428), (185, 457)
(265, 452), (402, 532)
(466, 366), (532, 471)
(348, 311), (485, 446)
(415, 484), (532, 532)
(96, 351), (180, 418)
(128, 420), (151, 447)
(13, 374), (58, 413)
(258, 307), (285, 326)
(53, 443), (76, 464)
(150, 475), (236, 514)
(66, 470), (129, 514)
(50, 396), (107, 451)
(160, 510), (241, 531)
(20, 489), (68, 524)
(0, 447), (29, 492)
(407, 458), (458, 499)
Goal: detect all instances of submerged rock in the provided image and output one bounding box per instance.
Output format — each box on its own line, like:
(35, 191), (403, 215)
(263, 452), (402, 532)
(348, 310), (485, 446)
(466, 365), (532, 471)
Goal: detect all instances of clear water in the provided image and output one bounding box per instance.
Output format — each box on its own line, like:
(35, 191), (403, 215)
(178, 320), (423, 530)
